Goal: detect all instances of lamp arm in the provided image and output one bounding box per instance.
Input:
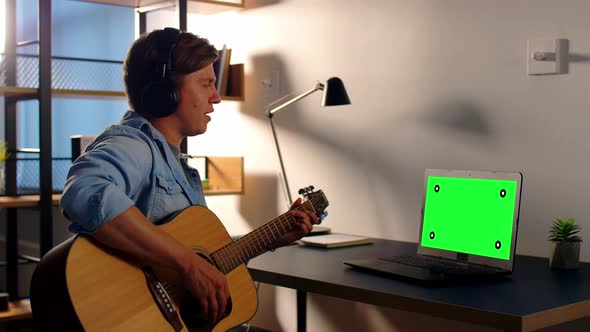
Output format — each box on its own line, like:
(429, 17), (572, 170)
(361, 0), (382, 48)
(266, 82), (325, 118)
(269, 115), (293, 204)
(265, 81), (326, 206)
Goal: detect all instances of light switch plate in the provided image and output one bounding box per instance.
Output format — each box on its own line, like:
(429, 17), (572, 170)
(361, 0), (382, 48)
(527, 39), (569, 75)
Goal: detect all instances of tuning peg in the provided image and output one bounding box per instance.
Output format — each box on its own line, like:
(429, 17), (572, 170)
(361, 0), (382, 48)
(298, 186), (315, 195)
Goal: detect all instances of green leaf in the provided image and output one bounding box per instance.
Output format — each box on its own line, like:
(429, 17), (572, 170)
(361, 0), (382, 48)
(548, 217), (582, 242)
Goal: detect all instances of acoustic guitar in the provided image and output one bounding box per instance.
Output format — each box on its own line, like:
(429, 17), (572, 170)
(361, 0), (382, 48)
(30, 187), (328, 332)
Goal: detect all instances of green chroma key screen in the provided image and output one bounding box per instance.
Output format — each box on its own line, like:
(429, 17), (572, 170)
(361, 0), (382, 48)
(420, 176), (518, 260)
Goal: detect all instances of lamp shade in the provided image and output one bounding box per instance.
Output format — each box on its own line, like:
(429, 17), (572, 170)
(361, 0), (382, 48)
(321, 77), (351, 107)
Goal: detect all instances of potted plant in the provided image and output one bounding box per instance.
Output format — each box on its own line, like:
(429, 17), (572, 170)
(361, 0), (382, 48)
(0, 141), (10, 193)
(548, 217), (582, 269)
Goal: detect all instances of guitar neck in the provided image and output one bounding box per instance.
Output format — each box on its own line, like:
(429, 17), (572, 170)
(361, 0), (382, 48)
(211, 200), (315, 274)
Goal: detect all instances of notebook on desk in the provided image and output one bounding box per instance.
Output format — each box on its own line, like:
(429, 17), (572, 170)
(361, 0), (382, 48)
(344, 169), (523, 284)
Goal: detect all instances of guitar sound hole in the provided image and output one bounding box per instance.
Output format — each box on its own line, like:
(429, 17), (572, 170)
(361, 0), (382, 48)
(180, 293), (233, 330)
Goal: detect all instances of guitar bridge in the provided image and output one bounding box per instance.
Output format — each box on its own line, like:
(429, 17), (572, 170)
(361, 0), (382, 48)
(143, 266), (183, 332)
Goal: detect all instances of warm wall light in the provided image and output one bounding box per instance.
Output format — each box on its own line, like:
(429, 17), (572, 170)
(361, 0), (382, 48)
(266, 77), (351, 204)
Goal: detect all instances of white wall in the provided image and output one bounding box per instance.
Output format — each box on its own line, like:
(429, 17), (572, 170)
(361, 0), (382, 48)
(16, 0), (585, 331)
(141, 0), (590, 331)
(165, 0), (590, 256)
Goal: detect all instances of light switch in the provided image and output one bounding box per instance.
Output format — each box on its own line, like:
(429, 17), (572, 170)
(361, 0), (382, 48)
(527, 39), (569, 75)
(261, 70), (282, 97)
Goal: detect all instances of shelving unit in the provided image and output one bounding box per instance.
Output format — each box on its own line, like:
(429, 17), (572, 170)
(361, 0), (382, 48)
(0, 156), (244, 208)
(0, 195), (61, 208)
(0, 86), (126, 98)
(0, 87), (37, 99)
(0, 299), (32, 323)
(79, 0), (244, 10)
(205, 156), (244, 195)
(1, 2), (53, 321)
(1, 0), (246, 325)
(79, 0), (246, 101)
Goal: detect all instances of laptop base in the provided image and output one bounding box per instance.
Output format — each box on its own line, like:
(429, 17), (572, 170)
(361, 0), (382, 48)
(343, 258), (511, 286)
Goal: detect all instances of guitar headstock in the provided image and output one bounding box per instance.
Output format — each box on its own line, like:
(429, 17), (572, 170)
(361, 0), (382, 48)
(299, 186), (329, 224)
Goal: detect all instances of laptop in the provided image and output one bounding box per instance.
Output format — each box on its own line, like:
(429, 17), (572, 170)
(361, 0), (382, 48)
(344, 169), (523, 284)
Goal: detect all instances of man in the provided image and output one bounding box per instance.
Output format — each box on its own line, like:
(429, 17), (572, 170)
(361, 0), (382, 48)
(60, 28), (318, 324)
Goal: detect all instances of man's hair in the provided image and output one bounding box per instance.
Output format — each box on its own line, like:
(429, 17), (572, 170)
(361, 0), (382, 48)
(123, 29), (218, 116)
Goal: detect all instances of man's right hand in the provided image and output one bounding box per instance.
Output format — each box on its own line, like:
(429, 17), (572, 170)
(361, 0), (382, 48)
(91, 206), (231, 324)
(183, 255), (230, 323)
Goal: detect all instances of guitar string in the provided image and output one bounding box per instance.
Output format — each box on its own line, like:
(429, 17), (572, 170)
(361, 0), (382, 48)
(161, 281), (178, 300)
(240, 199), (317, 262)
(140, 195), (326, 308)
(212, 195), (324, 273)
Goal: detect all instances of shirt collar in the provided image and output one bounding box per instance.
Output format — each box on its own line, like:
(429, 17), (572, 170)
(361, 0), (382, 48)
(120, 110), (164, 142)
(167, 142), (181, 161)
(121, 110), (199, 204)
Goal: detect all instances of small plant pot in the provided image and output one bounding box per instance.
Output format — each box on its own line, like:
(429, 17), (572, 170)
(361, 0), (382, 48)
(549, 241), (581, 269)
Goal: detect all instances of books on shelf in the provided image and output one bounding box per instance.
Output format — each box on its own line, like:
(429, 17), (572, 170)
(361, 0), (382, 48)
(211, 44), (244, 99)
(213, 45), (231, 96)
(299, 234), (375, 248)
(225, 63), (243, 98)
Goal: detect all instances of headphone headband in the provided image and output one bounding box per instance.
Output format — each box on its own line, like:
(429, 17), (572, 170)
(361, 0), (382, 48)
(157, 27), (181, 79)
(142, 27), (182, 118)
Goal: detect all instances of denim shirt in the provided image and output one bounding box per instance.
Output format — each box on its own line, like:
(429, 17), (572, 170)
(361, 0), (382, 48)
(60, 110), (207, 234)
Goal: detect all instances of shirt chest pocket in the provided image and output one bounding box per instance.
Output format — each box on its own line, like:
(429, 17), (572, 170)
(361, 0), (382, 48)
(151, 175), (190, 222)
(156, 175), (184, 195)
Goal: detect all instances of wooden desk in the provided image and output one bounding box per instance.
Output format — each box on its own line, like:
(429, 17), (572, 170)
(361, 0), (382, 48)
(247, 239), (590, 332)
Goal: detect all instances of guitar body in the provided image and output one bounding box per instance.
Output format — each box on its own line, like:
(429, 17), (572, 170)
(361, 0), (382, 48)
(31, 205), (258, 332)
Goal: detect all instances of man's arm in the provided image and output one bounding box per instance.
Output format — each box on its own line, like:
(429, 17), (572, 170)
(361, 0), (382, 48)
(92, 205), (231, 323)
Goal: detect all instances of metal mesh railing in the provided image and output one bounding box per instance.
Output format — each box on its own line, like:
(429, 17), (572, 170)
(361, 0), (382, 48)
(0, 53), (124, 92)
(0, 158), (71, 195)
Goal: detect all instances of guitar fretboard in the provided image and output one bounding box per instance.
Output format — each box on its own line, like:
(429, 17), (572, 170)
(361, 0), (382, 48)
(210, 200), (315, 274)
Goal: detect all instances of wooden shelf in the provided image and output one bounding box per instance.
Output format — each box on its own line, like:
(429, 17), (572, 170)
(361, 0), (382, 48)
(189, 0), (243, 7)
(75, 0), (244, 9)
(0, 156), (243, 208)
(0, 86), (125, 99)
(0, 185), (243, 208)
(1, 83), (239, 100)
(204, 189), (242, 195)
(222, 63), (244, 101)
(53, 89), (125, 98)
(0, 87), (37, 98)
(0, 195), (61, 208)
(206, 156), (244, 195)
(0, 299), (32, 323)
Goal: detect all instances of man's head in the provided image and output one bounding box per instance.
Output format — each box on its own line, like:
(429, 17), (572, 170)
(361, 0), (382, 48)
(123, 28), (218, 119)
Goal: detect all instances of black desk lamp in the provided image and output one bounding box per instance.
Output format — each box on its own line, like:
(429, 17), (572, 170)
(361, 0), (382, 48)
(266, 77), (351, 206)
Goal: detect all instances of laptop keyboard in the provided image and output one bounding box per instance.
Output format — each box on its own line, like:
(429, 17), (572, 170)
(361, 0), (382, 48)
(381, 255), (503, 276)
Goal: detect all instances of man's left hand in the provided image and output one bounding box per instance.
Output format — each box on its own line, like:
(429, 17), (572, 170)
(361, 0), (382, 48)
(269, 197), (318, 249)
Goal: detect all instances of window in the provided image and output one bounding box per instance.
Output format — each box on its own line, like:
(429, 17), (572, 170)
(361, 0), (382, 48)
(10, 0), (134, 193)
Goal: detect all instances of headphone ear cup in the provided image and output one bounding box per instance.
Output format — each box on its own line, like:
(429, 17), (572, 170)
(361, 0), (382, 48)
(142, 78), (180, 118)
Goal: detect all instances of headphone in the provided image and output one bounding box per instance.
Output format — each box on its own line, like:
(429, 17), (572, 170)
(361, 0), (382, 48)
(142, 27), (181, 118)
